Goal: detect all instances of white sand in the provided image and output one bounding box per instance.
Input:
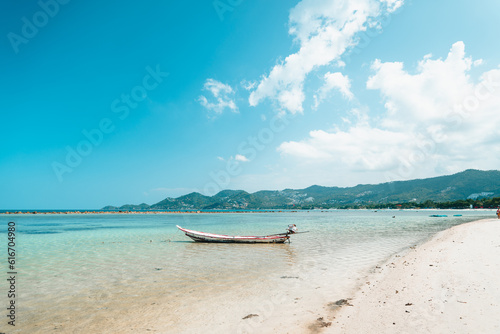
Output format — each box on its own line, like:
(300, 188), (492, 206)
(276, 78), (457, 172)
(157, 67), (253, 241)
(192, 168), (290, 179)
(327, 219), (500, 334)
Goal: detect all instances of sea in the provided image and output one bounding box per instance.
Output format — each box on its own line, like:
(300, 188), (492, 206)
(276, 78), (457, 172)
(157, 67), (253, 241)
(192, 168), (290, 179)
(0, 210), (494, 333)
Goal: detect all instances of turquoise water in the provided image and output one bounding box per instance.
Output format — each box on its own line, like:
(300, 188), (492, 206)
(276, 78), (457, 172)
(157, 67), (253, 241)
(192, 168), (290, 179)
(0, 210), (493, 333)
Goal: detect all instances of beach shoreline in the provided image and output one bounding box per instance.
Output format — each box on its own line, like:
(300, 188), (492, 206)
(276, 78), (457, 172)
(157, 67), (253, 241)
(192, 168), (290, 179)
(0, 210), (290, 214)
(1, 208), (496, 215)
(325, 218), (500, 334)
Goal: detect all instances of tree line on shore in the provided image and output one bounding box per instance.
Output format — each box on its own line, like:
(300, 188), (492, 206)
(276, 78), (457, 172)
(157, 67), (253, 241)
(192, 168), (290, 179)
(294, 196), (500, 210)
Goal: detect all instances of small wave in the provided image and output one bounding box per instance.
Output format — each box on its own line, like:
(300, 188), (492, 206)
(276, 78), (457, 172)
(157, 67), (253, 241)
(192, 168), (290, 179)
(24, 231), (62, 235)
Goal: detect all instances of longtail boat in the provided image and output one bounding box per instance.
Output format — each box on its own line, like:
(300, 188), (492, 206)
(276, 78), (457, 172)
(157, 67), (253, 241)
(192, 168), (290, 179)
(176, 225), (292, 243)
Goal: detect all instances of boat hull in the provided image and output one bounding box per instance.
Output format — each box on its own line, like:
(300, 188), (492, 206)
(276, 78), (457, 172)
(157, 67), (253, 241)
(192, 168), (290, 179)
(176, 225), (290, 243)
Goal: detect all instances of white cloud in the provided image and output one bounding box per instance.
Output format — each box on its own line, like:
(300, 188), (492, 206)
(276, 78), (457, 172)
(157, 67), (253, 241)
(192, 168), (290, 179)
(279, 126), (412, 171)
(249, 0), (400, 114)
(314, 71), (353, 108)
(217, 154), (250, 163)
(366, 41), (487, 132)
(473, 59), (483, 66)
(234, 154), (250, 162)
(240, 79), (257, 91)
(278, 42), (500, 184)
(198, 79), (238, 114)
(381, 0), (403, 12)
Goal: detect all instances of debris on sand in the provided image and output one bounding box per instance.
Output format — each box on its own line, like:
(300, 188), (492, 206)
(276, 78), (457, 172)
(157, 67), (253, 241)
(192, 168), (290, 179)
(334, 299), (353, 306)
(327, 298), (353, 312)
(242, 314), (259, 320)
(316, 317), (332, 328)
(308, 316), (333, 332)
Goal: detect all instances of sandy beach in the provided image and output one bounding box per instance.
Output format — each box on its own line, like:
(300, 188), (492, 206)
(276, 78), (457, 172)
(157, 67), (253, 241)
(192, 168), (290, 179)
(327, 218), (500, 334)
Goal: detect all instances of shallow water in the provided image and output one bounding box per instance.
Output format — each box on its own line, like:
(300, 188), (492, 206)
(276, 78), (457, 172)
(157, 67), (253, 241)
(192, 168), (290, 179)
(0, 210), (493, 333)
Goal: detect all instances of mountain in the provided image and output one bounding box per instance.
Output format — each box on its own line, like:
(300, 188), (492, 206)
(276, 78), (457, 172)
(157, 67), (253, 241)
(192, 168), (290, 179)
(102, 169), (500, 210)
(102, 203), (150, 210)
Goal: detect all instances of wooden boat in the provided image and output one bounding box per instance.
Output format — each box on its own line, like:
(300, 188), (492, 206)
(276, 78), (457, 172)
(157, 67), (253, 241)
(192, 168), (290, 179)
(176, 225), (291, 243)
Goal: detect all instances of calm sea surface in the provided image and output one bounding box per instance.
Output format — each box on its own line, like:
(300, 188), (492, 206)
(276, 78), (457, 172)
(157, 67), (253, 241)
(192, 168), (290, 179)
(0, 210), (493, 333)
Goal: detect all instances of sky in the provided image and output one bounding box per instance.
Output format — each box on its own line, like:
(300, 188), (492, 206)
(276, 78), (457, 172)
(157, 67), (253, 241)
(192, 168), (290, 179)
(1, 0), (500, 209)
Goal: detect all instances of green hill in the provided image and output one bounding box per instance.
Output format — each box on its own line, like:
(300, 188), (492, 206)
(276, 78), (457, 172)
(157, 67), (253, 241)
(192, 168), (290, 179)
(102, 169), (500, 210)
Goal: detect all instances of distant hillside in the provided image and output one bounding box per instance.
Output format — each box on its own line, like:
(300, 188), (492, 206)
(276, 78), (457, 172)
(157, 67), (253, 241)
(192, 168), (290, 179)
(102, 169), (500, 210)
(102, 203), (150, 211)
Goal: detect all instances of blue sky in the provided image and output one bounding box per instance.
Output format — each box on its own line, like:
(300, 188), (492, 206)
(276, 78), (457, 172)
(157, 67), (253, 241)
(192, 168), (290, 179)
(1, 0), (500, 209)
